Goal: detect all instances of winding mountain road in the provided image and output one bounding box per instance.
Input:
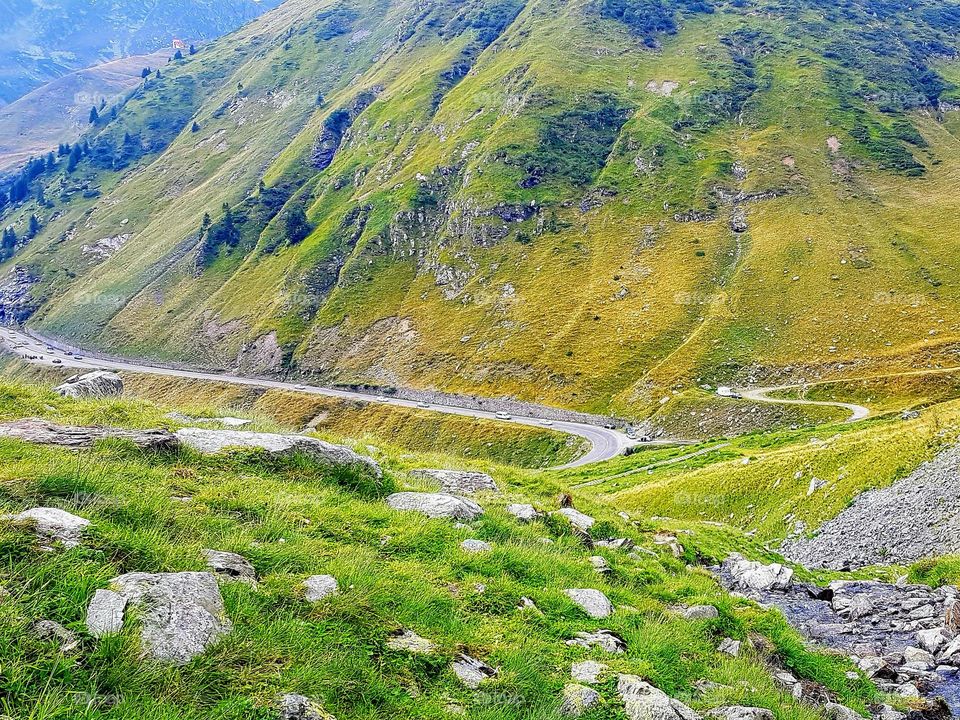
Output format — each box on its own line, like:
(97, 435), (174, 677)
(737, 385), (871, 423)
(0, 326), (641, 468)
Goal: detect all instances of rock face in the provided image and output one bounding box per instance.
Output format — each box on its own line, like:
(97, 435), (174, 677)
(385, 492), (483, 520)
(451, 653), (497, 688)
(560, 683), (600, 716)
(410, 469), (499, 495)
(303, 575), (338, 602)
(617, 675), (699, 720)
(202, 549), (257, 585)
(0, 418), (177, 451)
(719, 553), (793, 592)
(88, 571), (231, 663)
(4, 506), (89, 548)
(565, 588), (614, 619)
(54, 371), (123, 399)
(175, 428), (381, 477)
(717, 556), (960, 702)
(782, 444), (960, 569)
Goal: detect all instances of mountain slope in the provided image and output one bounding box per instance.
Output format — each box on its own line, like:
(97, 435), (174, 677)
(4, 0), (960, 420)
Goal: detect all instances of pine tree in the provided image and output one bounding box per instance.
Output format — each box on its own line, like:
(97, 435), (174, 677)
(45, 152), (56, 171)
(35, 184), (45, 206)
(141, 67), (151, 78)
(155, 69), (162, 79)
(89, 106), (99, 124)
(191, 121), (200, 133)
(173, 49), (183, 60)
(27, 214), (40, 238)
(189, 44), (197, 55)
(67, 144), (82, 172)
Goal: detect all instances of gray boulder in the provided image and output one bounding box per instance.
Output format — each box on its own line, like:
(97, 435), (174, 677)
(278, 693), (334, 720)
(55, 371), (123, 399)
(618, 675), (699, 720)
(553, 507), (595, 531)
(411, 469), (499, 495)
(0, 418), (176, 451)
(451, 653), (497, 688)
(506, 503), (540, 522)
(386, 492), (483, 520)
(202, 549), (257, 586)
(303, 575), (338, 602)
(822, 703), (863, 720)
(565, 588), (614, 618)
(571, 660), (607, 684)
(386, 629), (436, 654)
(461, 539), (491, 553)
(86, 589), (127, 637)
(707, 708), (774, 720)
(34, 620), (79, 652)
(567, 629), (626, 653)
(90, 571), (231, 663)
(5, 506), (89, 548)
(176, 428), (381, 477)
(720, 554), (794, 593)
(683, 604), (719, 620)
(560, 683), (600, 716)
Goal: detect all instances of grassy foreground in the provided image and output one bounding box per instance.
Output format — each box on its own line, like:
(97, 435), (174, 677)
(0, 379), (887, 719)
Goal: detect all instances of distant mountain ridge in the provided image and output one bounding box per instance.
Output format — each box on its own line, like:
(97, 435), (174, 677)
(0, 0), (283, 104)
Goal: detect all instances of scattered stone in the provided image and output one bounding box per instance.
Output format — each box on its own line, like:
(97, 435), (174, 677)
(618, 675), (699, 720)
(683, 604), (719, 620)
(823, 703), (862, 720)
(4, 506), (90, 548)
(565, 588), (614, 618)
(176, 428), (381, 477)
(0, 419), (177, 451)
(410, 469), (499, 495)
(560, 683), (599, 717)
(718, 637), (741, 656)
(451, 653), (497, 688)
(303, 575), (338, 602)
(86, 589), (127, 637)
(553, 507), (595, 531)
(506, 503), (540, 522)
(202, 549), (257, 586)
(386, 629), (436, 654)
(571, 660), (607, 684)
(595, 537), (635, 551)
(277, 693), (335, 720)
(719, 554), (793, 592)
(589, 556), (610, 574)
(653, 532), (684, 557)
(567, 629), (626, 653)
(386, 492), (483, 520)
(33, 620), (78, 651)
(903, 646), (936, 668)
(461, 539), (491, 553)
(91, 571), (231, 663)
(706, 708), (774, 720)
(518, 596), (539, 611)
(54, 371), (123, 399)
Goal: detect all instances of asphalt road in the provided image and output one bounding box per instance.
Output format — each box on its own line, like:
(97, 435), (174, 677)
(737, 385), (870, 423)
(0, 326), (640, 468)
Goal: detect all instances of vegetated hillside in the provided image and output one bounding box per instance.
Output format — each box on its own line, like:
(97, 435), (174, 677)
(0, 0), (282, 104)
(0, 51), (171, 173)
(4, 0), (960, 420)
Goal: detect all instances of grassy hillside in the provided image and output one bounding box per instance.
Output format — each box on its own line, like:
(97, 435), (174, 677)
(0, 378), (888, 719)
(4, 0), (960, 421)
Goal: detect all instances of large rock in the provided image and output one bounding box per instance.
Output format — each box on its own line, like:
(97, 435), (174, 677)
(202, 549), (257, 586)
(553, 508), (595, 531)
(566, 629), (626, 653)
(571, 660), (607, 684)
(386, 492), (483, 520)
(88, 571), (231, 663)
(0, 418), (177, 451)
(560, 683), (600, 716)
(4, 506), (90, 548)
(719, 554), (793, 594)
(278, 693), (335, 720)
(451, 653), (497, 688)
(506, 503), (540, 522)
(707, 708), (774, 720)
(386, 629), (436, 654)
(565, 588), (614, 619)
(55, 371), (123, 399)
(303, 575), (338, 602)
(86, 589), (127, 637)
(411, 469), (499, 495)
(461, 539), (492, 553)
(175, 428), (381, 477)
(618, 675), (699, 720)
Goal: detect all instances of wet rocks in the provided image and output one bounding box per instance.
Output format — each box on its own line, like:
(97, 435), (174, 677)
(88, 571), (231, 663)
(4, 506), (89, 548)
(565, 588), (613, 618)
(451, 653), (497, 688)
(202, 549), (257, 586)
(303, 575), (338, 602)
(719, 553), (793, 592)
(386, 492), (483, 520)
(410, 469), (499, 495)
(560, 683), (600, 716)
(55, 371), (123, 399)
(0, 418), (177, 451)
(176, 428), (381, 477)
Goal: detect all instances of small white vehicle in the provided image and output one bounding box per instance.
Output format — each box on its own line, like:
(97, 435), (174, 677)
(416, 402), (431, 409)
(294, 384), (307, 390)
(538, 419), (554, 426)
(495, 411), (511, 420)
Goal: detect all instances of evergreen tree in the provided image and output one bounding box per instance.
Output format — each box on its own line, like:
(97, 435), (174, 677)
(284, 206), (312, 244)
(35, 184), (45, 206)
(89, 106), (99, 124)
(27, 214), (40, 238)
(45, 152), (56, 171)
(173, 49), (183, 60)
(67, 144), (82, 172)
(189, 44), (197, 55)
(1, 227), (17, 260)
(141, 67), (151, 78)
(191, 121), (200, 133)
(155, 69), (162, 79)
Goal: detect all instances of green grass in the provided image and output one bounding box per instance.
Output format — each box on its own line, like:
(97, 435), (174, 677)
(0, 379), (891, 719)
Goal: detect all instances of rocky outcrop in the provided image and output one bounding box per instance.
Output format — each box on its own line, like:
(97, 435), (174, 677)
(175, 428), (381, 477)
(553, 508), (595, 532)
(506, 503), (540, 522)
(277, 693), (335, 720)
(0, 418), (177, 451)
(386, 629), (436, 654)
(55, 371), (124, 399)
(385, 492), (483, 520)
(719, 553), (793, 592)
(560, 683), (600, 716)
(87, 571), (231, 663)
(571, 660), (607, 684)
(4, 506), (89, 548)
(0, 266), (39, 324)
(410, 469), (499, 495)
(460, 539), (491, 553)
(782, 444), (960, 569)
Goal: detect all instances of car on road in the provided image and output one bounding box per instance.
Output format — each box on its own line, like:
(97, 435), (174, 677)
(495, 411), (511, 420)
(294, 384), (307, 390)
(52, 359), (62, 364)
(416, 402), (431, 409)
(539, 419), (554, 426)
(74, 356), (84, 360)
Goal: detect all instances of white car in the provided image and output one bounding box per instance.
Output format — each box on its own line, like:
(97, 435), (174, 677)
(495, 411), (511, 420)
(294, 384), (307, 390)
(538, 419), (554, 426)
(416, 402), (431, 409)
